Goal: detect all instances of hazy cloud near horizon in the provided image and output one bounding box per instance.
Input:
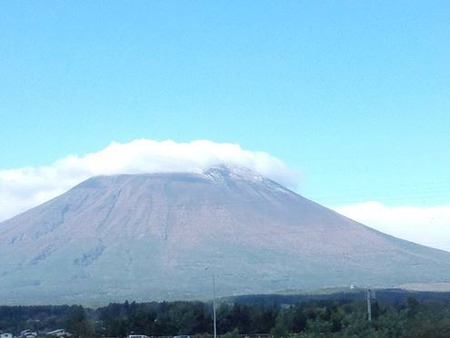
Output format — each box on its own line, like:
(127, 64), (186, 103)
(0, 139), (296, 222)
(335, 202), (450, 252)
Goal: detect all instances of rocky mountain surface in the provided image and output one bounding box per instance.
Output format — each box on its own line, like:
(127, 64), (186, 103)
(0, 167), (449, 305)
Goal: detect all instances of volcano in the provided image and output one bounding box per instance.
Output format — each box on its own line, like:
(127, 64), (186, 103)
(0, 167), (449, 305)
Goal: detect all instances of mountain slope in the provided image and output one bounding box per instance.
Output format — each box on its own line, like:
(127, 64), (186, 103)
(0, 167), (449, 304)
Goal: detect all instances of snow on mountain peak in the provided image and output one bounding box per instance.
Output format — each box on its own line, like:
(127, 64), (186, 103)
(201, 165), (265, 183)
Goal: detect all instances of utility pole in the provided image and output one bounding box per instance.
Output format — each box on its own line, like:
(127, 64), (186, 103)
(205, 267), (217, 338)
(213, 273), (217, 338)
(367, 288), (372, 325)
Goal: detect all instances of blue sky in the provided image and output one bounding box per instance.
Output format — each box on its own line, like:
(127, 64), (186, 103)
(1, 1), (450, 250)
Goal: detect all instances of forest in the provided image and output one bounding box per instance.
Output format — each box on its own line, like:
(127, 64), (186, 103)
(1, 289), (449, 338)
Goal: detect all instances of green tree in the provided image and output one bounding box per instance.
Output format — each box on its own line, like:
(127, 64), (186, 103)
(65, 305), (93, 338)
(270, 308), (292, 338)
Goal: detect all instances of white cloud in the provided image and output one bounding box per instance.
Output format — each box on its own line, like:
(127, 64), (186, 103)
(0, 139), (296, 222)
(334, 202), (450, 252)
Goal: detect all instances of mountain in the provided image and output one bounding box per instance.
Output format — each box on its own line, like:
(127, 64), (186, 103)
(0, 167), (449, 305)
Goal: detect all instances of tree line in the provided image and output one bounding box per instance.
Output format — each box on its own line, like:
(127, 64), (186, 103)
(1, 290), (450, 337)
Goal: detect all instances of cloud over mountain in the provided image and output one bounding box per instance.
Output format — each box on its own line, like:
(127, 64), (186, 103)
(0, 139), (296, 222)
(2, 139), (448, 255)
